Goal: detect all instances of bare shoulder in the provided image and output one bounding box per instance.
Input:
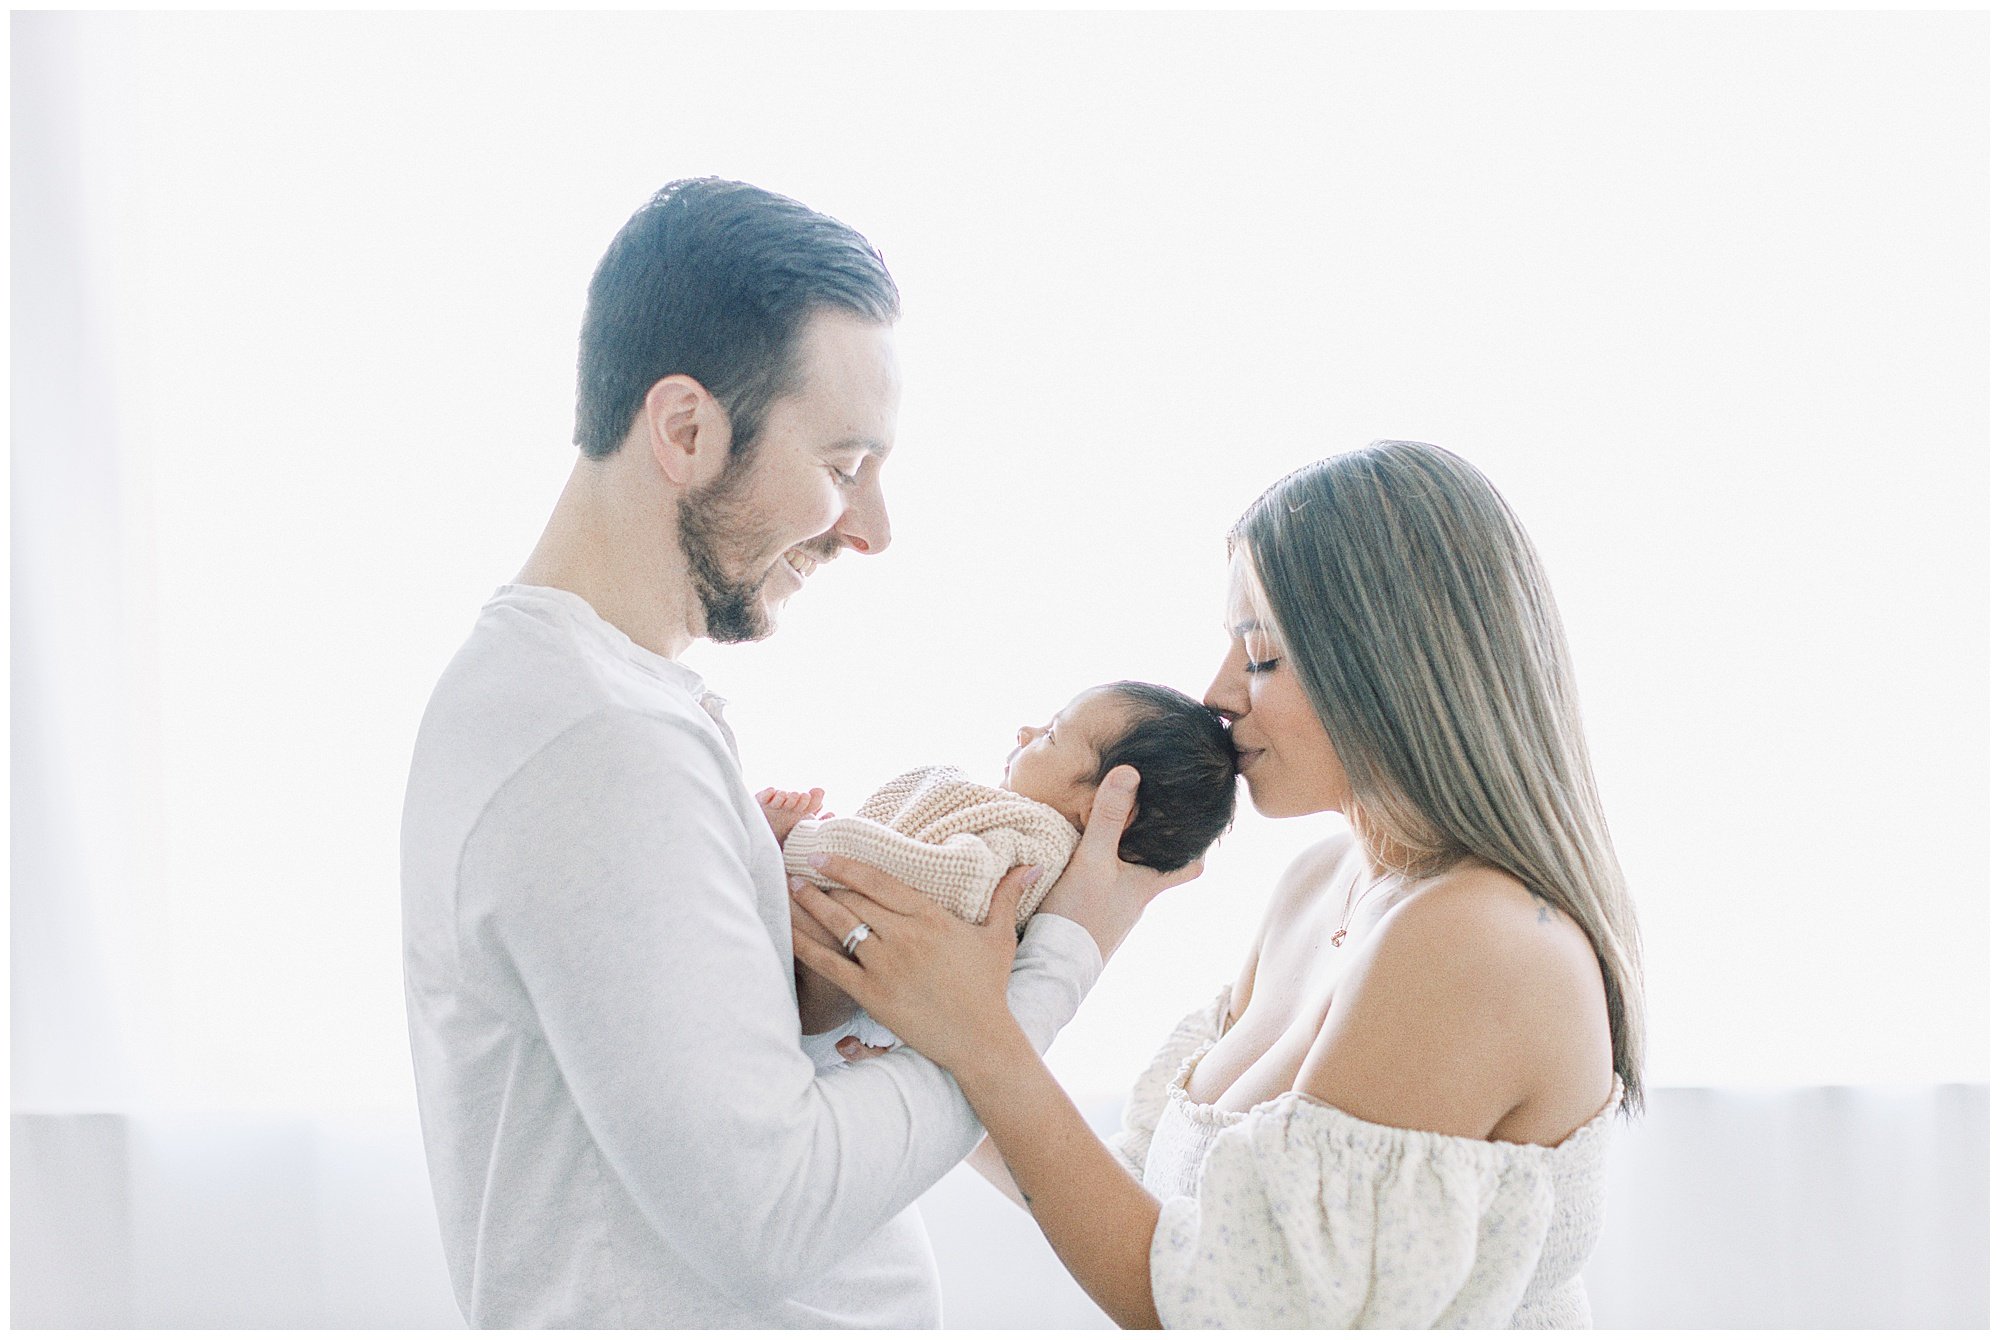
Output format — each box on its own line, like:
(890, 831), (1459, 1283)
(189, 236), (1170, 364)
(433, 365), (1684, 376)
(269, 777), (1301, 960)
(1382, 864), (1602, 983)
(1295, 863), (1611, 1142)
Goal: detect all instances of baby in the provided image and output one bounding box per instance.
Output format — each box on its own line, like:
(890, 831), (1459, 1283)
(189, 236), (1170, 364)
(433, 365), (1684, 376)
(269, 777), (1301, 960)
(758, 680), (1238, 1057)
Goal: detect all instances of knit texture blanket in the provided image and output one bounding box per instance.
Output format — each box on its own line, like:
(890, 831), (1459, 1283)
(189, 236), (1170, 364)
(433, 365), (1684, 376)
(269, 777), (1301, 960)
(783, 765), (1081, 932)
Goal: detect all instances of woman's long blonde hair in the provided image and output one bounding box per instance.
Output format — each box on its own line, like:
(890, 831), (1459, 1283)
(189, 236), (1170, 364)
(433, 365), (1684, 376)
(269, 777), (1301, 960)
(1234, 441), (1645, 1113)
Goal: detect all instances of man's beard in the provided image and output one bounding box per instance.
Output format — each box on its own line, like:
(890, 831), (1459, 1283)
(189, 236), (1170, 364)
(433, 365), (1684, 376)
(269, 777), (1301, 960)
(677, 450), (837, 645)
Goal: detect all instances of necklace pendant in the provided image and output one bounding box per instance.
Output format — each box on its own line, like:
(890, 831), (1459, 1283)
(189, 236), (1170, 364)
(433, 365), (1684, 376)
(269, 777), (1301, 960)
(1330, 928), (1347, 947)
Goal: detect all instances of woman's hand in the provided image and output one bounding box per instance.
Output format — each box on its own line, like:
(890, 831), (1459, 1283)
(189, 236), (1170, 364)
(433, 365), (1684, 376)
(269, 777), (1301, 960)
(789, 881), (862, 1033)
(1038, 766), (1206, 960)
(789, 859), (1039, 1075)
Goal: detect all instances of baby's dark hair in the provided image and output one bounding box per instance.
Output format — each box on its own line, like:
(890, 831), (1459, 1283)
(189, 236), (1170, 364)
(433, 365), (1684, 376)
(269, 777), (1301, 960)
(1091, 681), (1239, 871)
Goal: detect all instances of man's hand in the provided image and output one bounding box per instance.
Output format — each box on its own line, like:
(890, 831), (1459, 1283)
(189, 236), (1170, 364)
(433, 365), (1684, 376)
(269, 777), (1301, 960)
(1038, 766), (1204, 961)
(757, 786), (829, 846)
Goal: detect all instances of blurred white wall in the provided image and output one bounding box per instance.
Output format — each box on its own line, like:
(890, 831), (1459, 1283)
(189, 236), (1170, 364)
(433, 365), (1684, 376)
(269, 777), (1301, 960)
(11, 7), (1988, 1327)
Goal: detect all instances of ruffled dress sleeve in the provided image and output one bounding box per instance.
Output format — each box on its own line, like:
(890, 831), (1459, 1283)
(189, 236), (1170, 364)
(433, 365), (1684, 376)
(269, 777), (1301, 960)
(1110, 986), (1233, 1178)
(1149, 1095), (1563, 1328)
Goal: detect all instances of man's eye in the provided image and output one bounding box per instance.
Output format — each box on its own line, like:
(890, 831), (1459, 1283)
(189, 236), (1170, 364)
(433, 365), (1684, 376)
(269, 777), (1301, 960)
(829, 465), (860, 485)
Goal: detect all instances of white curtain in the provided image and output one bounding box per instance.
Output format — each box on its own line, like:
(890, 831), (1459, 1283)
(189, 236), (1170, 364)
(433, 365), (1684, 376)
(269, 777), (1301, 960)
(12, 9), (160, 1115)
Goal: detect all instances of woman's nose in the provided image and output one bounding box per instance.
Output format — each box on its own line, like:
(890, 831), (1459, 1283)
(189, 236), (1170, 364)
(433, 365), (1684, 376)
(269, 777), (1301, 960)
(1204, 659), (1246, 722)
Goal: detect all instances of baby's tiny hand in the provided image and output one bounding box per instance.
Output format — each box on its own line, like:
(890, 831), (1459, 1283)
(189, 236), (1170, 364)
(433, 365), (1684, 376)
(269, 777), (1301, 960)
(756, 786), (828, 845)
(835, 1036), (894, 1063)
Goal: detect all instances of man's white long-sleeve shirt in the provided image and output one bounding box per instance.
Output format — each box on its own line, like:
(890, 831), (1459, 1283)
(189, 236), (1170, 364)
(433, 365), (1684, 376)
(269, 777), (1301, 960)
(401, 585), (1103, 1327)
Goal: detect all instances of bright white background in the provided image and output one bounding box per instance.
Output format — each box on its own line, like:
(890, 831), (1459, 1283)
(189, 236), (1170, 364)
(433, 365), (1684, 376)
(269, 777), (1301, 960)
(16, 8), (1986, 1131)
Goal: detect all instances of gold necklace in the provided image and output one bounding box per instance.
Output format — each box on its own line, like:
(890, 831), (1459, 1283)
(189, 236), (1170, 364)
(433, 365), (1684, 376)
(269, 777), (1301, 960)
(1330, 868), (1398, 947)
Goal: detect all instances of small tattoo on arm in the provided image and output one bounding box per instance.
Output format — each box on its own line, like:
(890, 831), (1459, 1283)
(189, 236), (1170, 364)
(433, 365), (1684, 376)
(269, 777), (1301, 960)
(1534, 895), (1554, 925)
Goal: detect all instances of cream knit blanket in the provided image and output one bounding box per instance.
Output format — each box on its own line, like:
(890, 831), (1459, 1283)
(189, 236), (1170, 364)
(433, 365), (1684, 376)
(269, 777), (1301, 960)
(783, 765), (1081, 932)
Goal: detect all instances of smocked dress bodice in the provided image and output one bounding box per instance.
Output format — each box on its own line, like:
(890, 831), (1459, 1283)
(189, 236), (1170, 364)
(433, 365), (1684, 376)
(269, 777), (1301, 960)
(1113, 987), (1622, 1329)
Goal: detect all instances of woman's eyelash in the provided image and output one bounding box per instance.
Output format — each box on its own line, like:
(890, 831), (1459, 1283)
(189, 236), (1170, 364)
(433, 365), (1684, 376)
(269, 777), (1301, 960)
(1245, 658), (1280, 674)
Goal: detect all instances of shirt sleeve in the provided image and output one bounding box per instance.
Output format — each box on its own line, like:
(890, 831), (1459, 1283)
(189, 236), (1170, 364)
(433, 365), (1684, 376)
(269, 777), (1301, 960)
(1111, 986), (1232, 1177)
(459, 707), (1103, 1307)
(1149, 1099), (1556, 1328)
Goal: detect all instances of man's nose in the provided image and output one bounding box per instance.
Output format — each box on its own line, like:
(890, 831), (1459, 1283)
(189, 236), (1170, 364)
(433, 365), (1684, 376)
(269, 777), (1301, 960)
(1016, 726), (1035, 747)
(838, 479), (892, 556)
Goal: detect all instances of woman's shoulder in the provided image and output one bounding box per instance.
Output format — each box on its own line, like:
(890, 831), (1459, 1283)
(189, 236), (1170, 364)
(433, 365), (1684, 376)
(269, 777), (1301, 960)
(1381, 861), (1539, 932)
(1294, 861), (1610, 1143)
(1379, 864), (1604, 1000)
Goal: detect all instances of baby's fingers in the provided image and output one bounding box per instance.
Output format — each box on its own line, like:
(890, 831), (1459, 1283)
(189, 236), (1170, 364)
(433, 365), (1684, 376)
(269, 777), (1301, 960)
(836, 1036), (893, 1062)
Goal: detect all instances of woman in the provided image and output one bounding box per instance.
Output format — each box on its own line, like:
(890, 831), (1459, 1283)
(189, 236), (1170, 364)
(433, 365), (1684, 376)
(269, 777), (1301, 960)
(793, 441), (1644, 1328)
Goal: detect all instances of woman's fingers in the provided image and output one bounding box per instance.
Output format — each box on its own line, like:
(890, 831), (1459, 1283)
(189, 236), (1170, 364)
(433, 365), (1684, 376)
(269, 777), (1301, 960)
(807, 880), (908, 934)
(790, 877), (875, 945)
(788, 885), (849, 953)
(807, 853), (930, 917)
(790, 914), (868, 993)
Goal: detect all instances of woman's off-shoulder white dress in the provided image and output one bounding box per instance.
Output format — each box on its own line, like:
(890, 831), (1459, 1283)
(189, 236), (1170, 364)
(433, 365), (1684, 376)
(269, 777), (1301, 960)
(1113, 988), (1623, 1329)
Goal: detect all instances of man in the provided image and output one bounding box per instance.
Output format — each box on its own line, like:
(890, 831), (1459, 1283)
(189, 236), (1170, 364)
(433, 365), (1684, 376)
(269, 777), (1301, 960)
(400, 178), (1155, 1326)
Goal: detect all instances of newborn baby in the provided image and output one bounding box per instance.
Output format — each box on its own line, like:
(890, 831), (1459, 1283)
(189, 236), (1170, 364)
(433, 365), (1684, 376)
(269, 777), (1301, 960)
(758, 680), (1238, 1060)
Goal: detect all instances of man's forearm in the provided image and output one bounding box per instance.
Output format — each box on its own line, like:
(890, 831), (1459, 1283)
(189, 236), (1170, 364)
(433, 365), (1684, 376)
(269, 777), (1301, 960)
(796, 963), (858, 1035)
(955, 1028), (1163, 1329)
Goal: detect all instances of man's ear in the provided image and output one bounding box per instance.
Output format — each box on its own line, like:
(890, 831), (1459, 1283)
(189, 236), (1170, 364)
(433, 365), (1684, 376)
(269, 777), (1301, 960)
(640, 375), (732, 488)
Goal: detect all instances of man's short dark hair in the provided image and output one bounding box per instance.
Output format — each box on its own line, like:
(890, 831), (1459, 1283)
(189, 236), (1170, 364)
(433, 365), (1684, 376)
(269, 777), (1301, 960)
(1092, 682), (1239, 871)
(574, 178), (901, 460)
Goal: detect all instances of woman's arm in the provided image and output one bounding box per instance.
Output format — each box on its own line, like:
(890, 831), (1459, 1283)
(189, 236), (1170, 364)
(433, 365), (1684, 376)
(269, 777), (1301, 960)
(964, 1135), (1028, 1210)
(952, 1023), (1165, 1328)
(789, 766), (1197, 1323)
(791, 870), (1168, 1326)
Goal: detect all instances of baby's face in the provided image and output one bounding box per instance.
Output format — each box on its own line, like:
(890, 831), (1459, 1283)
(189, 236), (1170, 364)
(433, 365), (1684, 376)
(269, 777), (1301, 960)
(1001, 686), (1127, 829)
